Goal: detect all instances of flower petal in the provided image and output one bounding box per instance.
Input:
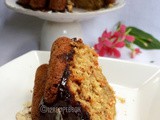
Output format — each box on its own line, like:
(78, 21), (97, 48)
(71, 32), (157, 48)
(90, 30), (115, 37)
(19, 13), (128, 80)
(94, 44), (98, 50)
(112, 31), (120, 38)
(120, 35), (126, 41)
(102, 30), (108, 37)
(102, 30), (112, 38)
(130, 51), (135, 58)
(98, 47), (106, 56)
(107, 31), (112, 38)
(130, 48), (141, 58)
(135, 48), (141, 54)
(112, 37), (119, 44)
(120, 24), (126, 33)
(94, 43), (102, 50)
(96, 42), (103, 50)
(112, 48), (121, 58)
(125, 35), (135, 42)
(105, 47), (112, 56)
(103, 39), (113, 47)
(98, 37), (103, 42)
(115, 41), (125, 48)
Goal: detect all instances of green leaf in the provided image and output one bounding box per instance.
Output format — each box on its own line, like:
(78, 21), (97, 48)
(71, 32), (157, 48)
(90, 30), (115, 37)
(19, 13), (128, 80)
(127, 27), (160, 49)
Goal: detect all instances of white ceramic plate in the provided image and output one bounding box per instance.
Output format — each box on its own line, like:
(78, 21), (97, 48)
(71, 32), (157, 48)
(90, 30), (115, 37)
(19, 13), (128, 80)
(5, 0), (125, 22)
(0, 51), (160, 120)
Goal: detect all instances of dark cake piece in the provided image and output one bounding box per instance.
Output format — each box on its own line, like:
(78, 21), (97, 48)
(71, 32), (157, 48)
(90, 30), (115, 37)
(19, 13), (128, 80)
(105, 0), (116, 5)
(17, 0), (30, 6)
(49, 0), (67, 11)
(31, 37), (116, 120)
(16, 0), (116, 12)
(71, 0), (115, 10)
(71, 0), (105, 10)
(29, 0), (47, 9)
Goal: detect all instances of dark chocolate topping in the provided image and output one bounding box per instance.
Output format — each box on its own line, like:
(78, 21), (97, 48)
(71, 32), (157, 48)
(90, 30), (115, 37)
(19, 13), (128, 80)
(39, 42), (90, 120)
(71, 38), (77, 41)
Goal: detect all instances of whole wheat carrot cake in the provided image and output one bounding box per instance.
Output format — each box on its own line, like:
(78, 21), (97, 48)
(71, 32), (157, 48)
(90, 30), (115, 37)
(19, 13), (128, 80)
(16, 0), (115, 12)
(16, 37), (116, 120)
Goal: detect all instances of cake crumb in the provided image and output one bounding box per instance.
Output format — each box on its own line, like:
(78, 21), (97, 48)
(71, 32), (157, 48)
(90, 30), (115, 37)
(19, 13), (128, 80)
(16, 102), (32, 120)
(108, 3), (114, 8)
(30, 90), (33, 93)
(67, 0), (74, 12)
(116, 96), (125, 104)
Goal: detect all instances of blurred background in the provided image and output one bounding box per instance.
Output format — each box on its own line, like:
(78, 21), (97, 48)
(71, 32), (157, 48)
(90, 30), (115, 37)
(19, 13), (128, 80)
(0, 0), (160, 66)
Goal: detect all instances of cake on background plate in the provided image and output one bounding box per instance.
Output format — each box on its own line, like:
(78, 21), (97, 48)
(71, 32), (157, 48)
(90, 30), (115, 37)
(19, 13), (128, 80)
(17, 0), (116, 12)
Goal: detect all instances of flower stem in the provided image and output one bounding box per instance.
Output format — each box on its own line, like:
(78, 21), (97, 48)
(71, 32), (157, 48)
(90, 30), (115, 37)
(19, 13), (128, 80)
(126, 28), (132, 35)
(135, 37), (148, 47)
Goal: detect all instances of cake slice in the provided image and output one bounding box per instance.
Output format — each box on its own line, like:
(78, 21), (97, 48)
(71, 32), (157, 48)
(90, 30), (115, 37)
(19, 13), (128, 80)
(31, 37), (116, 120)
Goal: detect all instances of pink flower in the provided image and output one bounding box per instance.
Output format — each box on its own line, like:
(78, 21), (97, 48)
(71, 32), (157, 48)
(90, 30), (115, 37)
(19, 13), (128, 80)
(125, 35), (135, 42)
(94, 30), (125, 58)
(112, 24), (135, 42)
(94, 24), (138, 58)
(130, 48), (141, 58)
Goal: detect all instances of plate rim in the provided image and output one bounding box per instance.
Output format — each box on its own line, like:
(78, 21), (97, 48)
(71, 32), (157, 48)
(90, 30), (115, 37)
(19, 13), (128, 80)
(1, 50), (159, 70)
(0, 50), (160, 119)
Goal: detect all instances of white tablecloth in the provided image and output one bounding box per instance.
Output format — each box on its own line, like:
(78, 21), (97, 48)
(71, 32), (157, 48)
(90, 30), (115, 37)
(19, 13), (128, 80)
(0, 0), (160, 66)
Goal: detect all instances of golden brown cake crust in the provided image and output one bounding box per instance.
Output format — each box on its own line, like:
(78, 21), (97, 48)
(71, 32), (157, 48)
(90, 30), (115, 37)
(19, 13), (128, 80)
(43, 37), (73, 104)
(31, 64), (48, 120)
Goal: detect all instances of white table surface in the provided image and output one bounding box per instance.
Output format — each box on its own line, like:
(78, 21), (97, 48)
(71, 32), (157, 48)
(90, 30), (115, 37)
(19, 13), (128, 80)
(0, 0), (160, 66)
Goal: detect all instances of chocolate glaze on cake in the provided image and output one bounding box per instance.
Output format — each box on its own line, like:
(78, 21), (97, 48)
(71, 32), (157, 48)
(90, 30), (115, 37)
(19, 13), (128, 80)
(39, 67), (90, 120)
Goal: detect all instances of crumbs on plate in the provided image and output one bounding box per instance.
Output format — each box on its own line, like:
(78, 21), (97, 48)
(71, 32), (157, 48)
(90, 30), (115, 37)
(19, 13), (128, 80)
(116, 96), (126, 104)
(16, 101), (32, 120)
